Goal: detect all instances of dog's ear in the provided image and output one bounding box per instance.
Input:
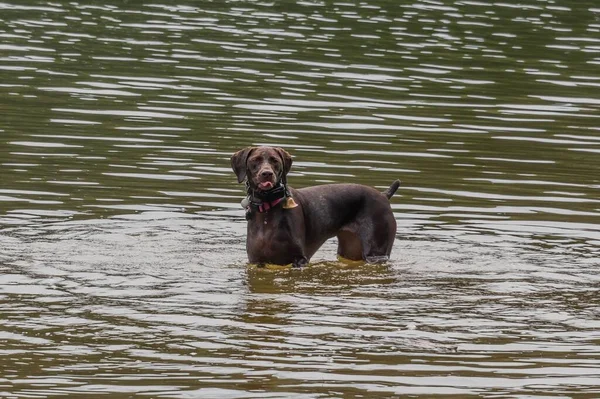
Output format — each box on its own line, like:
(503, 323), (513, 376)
(231, 147), (255, 183)
(274, 147), (293, 177)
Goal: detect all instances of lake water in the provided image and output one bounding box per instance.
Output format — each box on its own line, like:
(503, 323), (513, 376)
(1, 1), (600, 397)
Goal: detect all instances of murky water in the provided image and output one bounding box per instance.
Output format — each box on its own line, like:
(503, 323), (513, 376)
(1, 1), (600, 397)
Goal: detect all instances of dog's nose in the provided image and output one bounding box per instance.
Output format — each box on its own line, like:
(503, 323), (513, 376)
(261, 170), (274, 179)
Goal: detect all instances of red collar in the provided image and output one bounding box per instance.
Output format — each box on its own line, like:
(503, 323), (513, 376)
(257, 197), (284, 213)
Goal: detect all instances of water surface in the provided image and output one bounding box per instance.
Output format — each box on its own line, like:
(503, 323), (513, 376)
(1, 1), (600, 397)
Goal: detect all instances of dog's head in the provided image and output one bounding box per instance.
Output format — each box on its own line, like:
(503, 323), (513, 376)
(231, 146), (292, 191)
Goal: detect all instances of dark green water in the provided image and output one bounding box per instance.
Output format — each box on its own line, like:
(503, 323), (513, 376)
(1, 1), (599, 398)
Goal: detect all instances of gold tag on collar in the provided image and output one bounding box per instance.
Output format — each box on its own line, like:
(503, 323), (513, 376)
(283, 197), (298, 209)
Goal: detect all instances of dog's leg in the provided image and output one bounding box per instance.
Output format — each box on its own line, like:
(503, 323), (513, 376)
(336, 227), (364, 261)
(292, 256), (308, 268)
(362, 216), (395, 263)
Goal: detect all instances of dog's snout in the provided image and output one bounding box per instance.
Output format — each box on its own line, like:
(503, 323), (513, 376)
(260, 170), (274, 179)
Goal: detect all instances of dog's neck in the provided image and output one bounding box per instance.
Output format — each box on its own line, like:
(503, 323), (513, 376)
(244, 181), (288, 216)
(247, 181), (286, 203)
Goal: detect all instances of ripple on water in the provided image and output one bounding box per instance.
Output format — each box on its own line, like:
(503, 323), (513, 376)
(2, 1), (600, 397)
(2, 218), (599, 396)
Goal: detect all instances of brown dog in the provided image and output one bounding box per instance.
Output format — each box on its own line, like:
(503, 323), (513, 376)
(231, 146), (400, 267)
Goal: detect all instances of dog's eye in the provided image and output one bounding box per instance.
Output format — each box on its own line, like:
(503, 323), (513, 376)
(249, 157), (262, 169)
(269, 157), (278, 165)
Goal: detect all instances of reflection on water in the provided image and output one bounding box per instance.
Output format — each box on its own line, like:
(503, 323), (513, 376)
(1, 0), (600, 397)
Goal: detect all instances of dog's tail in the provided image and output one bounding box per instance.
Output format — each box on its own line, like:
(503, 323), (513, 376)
(384, 179), (401, 199)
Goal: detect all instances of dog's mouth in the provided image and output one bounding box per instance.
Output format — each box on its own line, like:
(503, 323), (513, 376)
(257, 181), (274, 191)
